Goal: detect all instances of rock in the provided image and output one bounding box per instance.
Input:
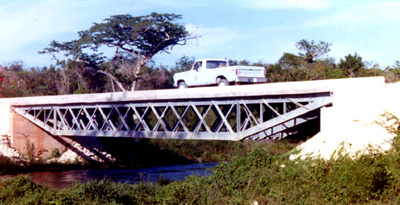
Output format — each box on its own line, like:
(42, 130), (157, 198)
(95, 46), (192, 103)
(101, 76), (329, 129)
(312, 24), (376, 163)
(0, 135), (22, 159)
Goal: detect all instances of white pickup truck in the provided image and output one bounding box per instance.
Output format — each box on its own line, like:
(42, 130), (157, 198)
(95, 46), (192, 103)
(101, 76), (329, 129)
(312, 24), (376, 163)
(173, 59), (267, 88)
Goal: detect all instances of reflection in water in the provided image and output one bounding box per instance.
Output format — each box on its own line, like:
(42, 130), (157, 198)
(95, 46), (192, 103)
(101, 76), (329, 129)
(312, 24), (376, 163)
(4, 162), (218, 189)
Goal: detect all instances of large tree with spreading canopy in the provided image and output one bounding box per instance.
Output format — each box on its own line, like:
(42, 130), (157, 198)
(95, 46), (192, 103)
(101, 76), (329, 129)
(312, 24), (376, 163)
(40, 12), (193, 91)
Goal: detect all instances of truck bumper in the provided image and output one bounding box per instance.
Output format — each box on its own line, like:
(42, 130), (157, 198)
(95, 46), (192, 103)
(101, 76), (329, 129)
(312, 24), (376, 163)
(237, 77), (267, 83)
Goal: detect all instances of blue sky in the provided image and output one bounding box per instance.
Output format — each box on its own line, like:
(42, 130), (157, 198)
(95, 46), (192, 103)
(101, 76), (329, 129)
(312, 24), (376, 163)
(0, 0), (399, 68)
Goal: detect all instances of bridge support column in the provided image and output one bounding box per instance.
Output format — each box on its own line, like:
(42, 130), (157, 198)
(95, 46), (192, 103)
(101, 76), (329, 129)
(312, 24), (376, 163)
(11, 110), (71, 159)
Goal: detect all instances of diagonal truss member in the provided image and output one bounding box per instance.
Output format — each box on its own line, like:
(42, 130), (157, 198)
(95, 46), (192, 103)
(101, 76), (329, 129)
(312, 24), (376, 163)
(13, 92), (332, 141)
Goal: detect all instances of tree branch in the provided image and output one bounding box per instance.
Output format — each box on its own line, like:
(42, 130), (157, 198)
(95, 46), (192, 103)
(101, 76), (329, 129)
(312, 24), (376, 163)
(97, 70), (126, 92)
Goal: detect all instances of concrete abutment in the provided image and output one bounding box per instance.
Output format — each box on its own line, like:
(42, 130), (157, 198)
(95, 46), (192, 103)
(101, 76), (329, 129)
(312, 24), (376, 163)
(10, 110), (71, 159)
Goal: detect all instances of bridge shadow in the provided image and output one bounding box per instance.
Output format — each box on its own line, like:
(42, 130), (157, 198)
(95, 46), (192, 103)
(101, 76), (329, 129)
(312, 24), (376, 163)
(281, 115), (320, 142)
(50, 135), (193, 168)
(50, 135), (111, 166)
(95, 138), (194, 168)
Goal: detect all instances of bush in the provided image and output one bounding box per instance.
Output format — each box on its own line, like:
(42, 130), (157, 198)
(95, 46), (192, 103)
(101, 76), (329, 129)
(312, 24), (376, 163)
(320, 154), (388, 203)
(0, 175), (55, 204)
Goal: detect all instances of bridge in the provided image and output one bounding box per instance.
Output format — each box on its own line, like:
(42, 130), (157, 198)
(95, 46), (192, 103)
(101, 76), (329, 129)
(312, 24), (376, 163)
(0, 76), (391, 158)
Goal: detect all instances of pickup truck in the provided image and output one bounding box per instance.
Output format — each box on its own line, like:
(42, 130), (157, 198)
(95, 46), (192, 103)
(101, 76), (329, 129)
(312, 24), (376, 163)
(173, 59), (267, 88)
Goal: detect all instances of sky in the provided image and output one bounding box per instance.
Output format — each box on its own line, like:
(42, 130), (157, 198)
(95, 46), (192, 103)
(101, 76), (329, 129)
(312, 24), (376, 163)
(0, 0), (399, 69)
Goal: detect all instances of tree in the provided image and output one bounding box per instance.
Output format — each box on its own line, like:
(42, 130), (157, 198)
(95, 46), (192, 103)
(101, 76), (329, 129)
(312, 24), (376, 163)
(138, 66), (173, 90)
(338, 53), (364, 77)
(296, 39), (332, 63)
(278, 53), (304, 69)
(0, 62), (60, 97)
(174, 55), (195, 71)
(40, 12), (193, 91)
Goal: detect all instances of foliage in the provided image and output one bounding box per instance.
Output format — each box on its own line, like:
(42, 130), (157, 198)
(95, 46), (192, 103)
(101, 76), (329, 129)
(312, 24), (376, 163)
(174, 55), (195, 71)
(2, 37), (400, 96)
(40, 12), (193, 91)
(0, 175), (55, 204)
(384, 61), (400, 83)
(338, 53), (364, 77)
(4, 140), (400, 204)
(0, 62), (59, 97)
(24, 138), (37, 163)
(48, 148), (61, 160)
(149, 139), (248, 162)
(137, 66), (174, 90)
(296, 39), (332, 63)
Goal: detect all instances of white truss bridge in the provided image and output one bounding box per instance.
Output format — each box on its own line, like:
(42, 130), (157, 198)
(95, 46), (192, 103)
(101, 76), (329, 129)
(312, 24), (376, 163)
(11, 83), (333, 141)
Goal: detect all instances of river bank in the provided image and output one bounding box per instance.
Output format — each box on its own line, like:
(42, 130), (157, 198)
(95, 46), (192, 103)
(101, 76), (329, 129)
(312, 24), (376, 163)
(1, 162), (219, 189)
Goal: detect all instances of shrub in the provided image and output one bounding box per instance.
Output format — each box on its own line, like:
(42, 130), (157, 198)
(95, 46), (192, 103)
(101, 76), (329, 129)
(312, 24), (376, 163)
(0, 175), (55, 204)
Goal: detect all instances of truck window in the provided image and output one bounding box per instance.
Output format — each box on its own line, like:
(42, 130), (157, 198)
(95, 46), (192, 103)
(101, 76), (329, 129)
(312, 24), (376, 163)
(206, 61), (228, 69)
(193, 61), (202, 71)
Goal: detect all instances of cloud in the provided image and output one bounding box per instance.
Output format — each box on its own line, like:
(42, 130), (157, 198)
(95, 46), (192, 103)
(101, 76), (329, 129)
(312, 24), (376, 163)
(0, 1), (77, 52)
(304, 1), (400, 28)
(153, 24), (241, 66)
(0, 0), (148, 66)
(242, 0), (333, 11)
(178, 24), (241, 55)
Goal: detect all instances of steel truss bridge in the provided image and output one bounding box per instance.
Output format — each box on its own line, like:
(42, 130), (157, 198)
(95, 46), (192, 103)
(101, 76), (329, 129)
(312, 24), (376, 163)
(12, 84), (333, 141)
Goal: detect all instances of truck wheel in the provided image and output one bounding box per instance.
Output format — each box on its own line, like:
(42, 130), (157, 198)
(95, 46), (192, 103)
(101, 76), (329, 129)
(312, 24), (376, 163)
(217, 78), (229, 87)
(178, 81), (188, 89)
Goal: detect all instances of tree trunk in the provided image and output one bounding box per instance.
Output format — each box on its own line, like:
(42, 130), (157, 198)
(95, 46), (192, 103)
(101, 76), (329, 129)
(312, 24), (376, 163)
(131, 56), (150, 91)
(131, 79), (137, 91)
(97, 70), (126, 92)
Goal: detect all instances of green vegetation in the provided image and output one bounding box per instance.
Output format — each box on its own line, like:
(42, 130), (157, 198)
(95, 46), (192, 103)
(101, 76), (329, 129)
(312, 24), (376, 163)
(147, 138), (299, 163)
(2, 34), (400, 97)
(0, 13), (399, 96)
(2, 135), (400, 204)
(39, 12), (192, 91)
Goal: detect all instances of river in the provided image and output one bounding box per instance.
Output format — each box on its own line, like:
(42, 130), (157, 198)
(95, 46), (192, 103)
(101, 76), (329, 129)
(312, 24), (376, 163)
(2, 162), (219, 189)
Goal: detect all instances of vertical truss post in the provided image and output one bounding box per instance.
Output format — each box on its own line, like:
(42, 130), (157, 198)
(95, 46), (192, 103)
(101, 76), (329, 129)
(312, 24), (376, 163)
(236, 100), (241, 139)
(53, 106), (56, 132)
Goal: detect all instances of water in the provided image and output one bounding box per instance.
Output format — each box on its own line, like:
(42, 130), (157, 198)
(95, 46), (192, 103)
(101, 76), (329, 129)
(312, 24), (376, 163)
(3, 162), (218, 189)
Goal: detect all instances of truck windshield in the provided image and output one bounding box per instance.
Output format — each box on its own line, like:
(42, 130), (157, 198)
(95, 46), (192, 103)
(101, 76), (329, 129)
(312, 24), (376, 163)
(206, 61), (228, 69)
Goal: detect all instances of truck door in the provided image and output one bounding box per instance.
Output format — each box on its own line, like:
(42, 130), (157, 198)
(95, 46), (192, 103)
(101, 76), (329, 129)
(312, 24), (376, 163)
(191, 61), (202, 86)
(199, 60), (225, 85)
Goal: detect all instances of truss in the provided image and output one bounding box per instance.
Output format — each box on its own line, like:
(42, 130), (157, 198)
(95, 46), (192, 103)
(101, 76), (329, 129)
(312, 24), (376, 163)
(13, 92), (332, 141)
